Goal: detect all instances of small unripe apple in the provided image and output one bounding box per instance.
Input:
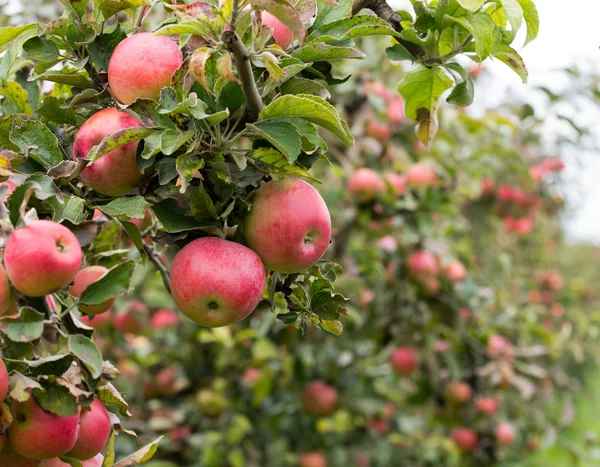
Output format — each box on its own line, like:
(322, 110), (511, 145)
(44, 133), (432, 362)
(390, 347), (418, 376)
(261, 11), (293, 49)
(245, 179), (331, 274)
(407, 250), (439, 277)
(0, 442), (41, 466)
(171, 237), (266, 327)
(487, 334), (514, 361)
(73, 108), (145, 197)
(70, 266), (114, 315)
(4, 220), (82, 297)
(474, 397), (499, 415)
(302, 381), (338, 415)
(299, 451), (327, 467)
(68, 399), (110, 460)
(150, 309), (179, 330)
(9, 395), (80, 460)
(445, 381), (472, 404)
(451, 427), (479, 453)
(444, 259), (467, 282)
(406, 163), (437, 187)
(384, 172), (406, 197)
(495, 422), (515, 446)
(108, 33), (183, 104)
(0, 263), (16, 317)
(348, 168), (385, 203)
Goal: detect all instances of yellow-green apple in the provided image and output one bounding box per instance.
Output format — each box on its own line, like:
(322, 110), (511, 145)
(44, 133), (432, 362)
(196, 389), (228, 417)
(244, 179), (331, 273)
(113, 300), (147, 333)
(150, 309), (179, 330)
(390, 347), (418, 376)
(406, 162), (437, 187)
(475, 397), (499, 415)
(406, 250), (439, 277)
(9, 395), (80, 459)
(451, 428), (478, 453)
(444, 259), (467, 282)
(171, 237), (266, 327)
(41, 454), (103, 466)
(0, 442), (41, 466)
(261, 12), (293, 49)
(68, 399), (111, 460)
(302, 381), (338, 415)
(299, 452), (327, 467)
(445, 381), (472, 404)
(4, 220), (82, 297)
(69, 266), (114, 315)
(495, 422), (515, 446)
(385, 172), (406, 197)
(73, 108), (145, 197)
(0, 359), (7, 404)
(0, 263), (16, 316)
(108, 33), (183, 104)
(348, 168), (385, 203)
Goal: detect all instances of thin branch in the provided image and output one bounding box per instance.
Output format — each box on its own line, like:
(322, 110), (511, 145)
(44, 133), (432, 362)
(135, 6), (150, 30)
(222, 30), (264, 123)
(421, 35), (473, 66)
(231, 0), (240, 32)
(143, 243), (172, 295)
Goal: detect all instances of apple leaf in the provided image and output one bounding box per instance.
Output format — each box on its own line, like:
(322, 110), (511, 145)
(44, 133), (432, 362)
(313, 0), (350, 30)
(1, 308), (45, 343)
(456, 0), (485, 12)
(97, 196), (151, 220)
(34, 383), (79, 416)
(515, 0), (539, 45)
(397, 65), (453, 122)
(246, 148), (319, 182)
(9, 119), (64, 168)
(309, 15), (400, 43)
(247, 121), (303, 162)
(68, 334), (103, 379)
(113, 436), (163, 467)
(87, 126), (156, 162)
(79, 261), (136, 306)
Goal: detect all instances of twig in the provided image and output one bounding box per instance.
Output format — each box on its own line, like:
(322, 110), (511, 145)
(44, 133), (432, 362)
(231, 0), (240, 32)
(421, 35), (473, 66)
(143, 243), (172, 294)
(222, 30), (264, 123)
(135, 6), (150, 30)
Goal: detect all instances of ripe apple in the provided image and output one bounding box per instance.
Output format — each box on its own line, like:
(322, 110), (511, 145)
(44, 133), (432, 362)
(451, 427), (478, 453)
(302, 381), (338, 415)
(73, 108), (145, 197)
(481, 178), (494, 195)
(487, 334), (514, 361)
(376, 235), (398, 253)
(474, 397), (499, 415)
(4, 220), (82, 297)
(41, 454), (103, 466)
(68, 399), (110, 460)
(69, 266), (114, 315)
(299, 452), (327, 467)
(244, 179), (331, 273)
(514, 217), (533, 234)
(0, 442), (41, 466)
(390, 347), (418, 376)
(79, 311), (112, 331)
(407, 250), (439, 277)
(261, 11), (293, 49)
(9, 395), (80, 460)
(0, 263), (16, 317)
(445, 381), (472, 404)
(242, 367), (261, 386)
(150, 309), (179, 330)
(444, 259), (467, 282)
(406, 163), (437, 187)
(385, 172), (406, 197)
(367, 418), (389, 434)
(171, 237), (266, 327)
(348, 168), (386, 203)
(387, 97), (404, 125)
(366, 121), (392, 141)
(495, 422), (515, 446)
(108, 33), (183, 104)
(113, 301), (147, 334)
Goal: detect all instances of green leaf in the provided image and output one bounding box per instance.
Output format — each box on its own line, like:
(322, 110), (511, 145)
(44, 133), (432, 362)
(320, 319), (343, 335)
(515, 0), (539, 45)
(278, 117), (327, 153)
(160, 129), (195, 156)
(280, 77), (330, 99)
(386, 43), (416, 62)
(154, 21), (213, 38)
(247, 148), (319, 182)
(68, 335), (103, 379)
(311, 290), (349, 320)
(0, 24), (38, 47)
(313, 0), (351, 30)
(0, 81), (33, 115)
(8, 174), (62, 225)
(397, 65), (453, 122)
(445, 12), (496, 61)
(79, 261), (136, 305)
(496, 0), (523, 42)
(98, 196), (151, 219)
(447, 75), (474, 106)
(119, 220), (147, 262)
(248, 121), (302, 162)
(258, 94), (353, 145)
(23, 36), (60, 62)
(175, 154), (205, 193)
(156, 157), (178, 185)
(1, 308), (45, 342)
(190, 185), (218, 222)
(114, 436), (163, 466)
(87, 27), (127, 72)
(35, 96), (78, 125)
(88, 126), (155, 162)
(97, 382), (131, 416)
(34, 384), (79, 416)
(493, 45), (528, 83)
(0, 27), (38, 85)
(251, 0), (306, 44)
(9, 119), (63, 168)
(456, 0), (485, 12)
(46, 195), (86, 223)
(152, 198), (203, 233)
(97, 0), (151, 19)
(309, 15), (399, 43)
(292, 43), (365, 62)
(32, 70), (95, 88)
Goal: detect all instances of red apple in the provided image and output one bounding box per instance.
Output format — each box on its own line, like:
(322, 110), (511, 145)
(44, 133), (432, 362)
(242, 367), (261, 386)
(108, 33), (183, 104)
(474, 397), (498, 415)
(445, 381), (472, 404)
(70, 266), (115, 315)
(376, 235), (397, 253)
(171, 237), (266, 327)
(244, 178), (331, 273)
(348, 168), (385, 203)
(302, 381), (338, 415)
(387, 97), (404, 125)
(487, 334), (514, 361)
(79, 311), (112, 331)
(385, 172), (406, 197)
(113, 301), (147, 334)
(451, 427), (478, 453)
(407, 250), (439, 276)
(0, 263), (16, 317)
(514, 217), (533, 235)
(150, 309), (179, 330)
(262, 11), (293, 49)
(0, 442), (41, 466)
(73, 108), (145, 197)
(299, 452), (327, 467)
(4, 220), (82, 297)
(481, 178), (494, 195)
(406, 163), (437, 187)
(68, 399), (110, 460)
(41, 454), (103, 466)
(366, 121), (392, 141)
(495, 422), (515, 446)
(390, 347), (418, 376)
(9, 395), (80, 460)
(444, 259), (467, 282)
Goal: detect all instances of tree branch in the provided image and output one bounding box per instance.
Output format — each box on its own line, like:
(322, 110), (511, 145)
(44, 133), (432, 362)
(231, 0), (240, 32)
(222, 30), (264, 123)
(352, 0), (426, 59)
(143, 243), (172, 295)
(135, 6), (151, 31)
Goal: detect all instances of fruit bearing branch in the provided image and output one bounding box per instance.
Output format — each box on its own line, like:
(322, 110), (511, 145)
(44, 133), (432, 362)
(143, 243), (172, 295)
(222, 30), (264, 123)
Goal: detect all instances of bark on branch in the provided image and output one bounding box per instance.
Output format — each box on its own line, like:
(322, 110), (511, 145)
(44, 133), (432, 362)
(143, 243), (172, 295)
(222, 30), (264, 123)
